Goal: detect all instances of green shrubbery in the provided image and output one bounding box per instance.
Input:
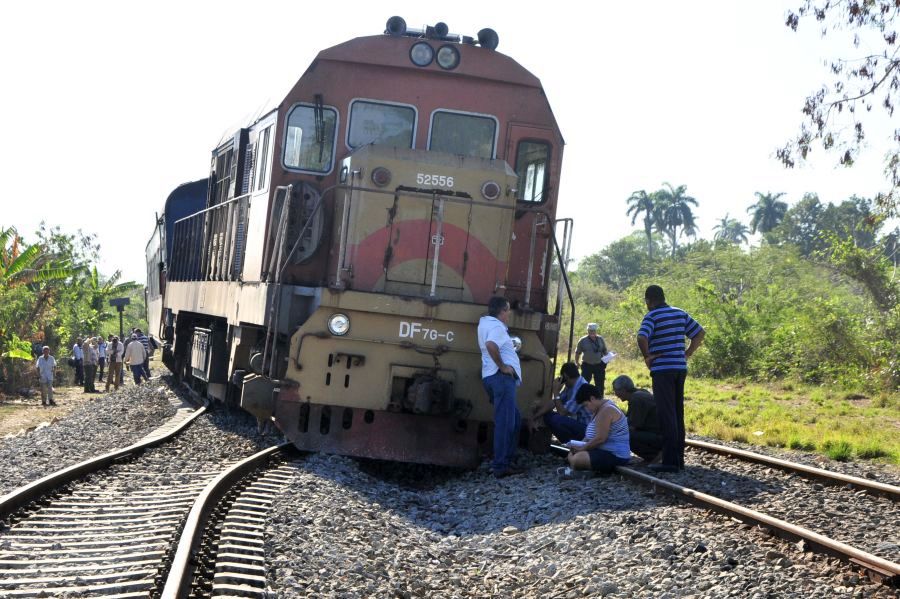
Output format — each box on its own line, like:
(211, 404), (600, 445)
(567, 242), (898, 392)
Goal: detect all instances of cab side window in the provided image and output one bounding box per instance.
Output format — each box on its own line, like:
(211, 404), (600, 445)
(253, 125), (274, 192)
(515, 141), (550, 203)
(284, 103), (338, 173)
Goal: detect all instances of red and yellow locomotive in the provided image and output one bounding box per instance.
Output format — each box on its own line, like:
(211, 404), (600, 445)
(147, 18), (572, 467)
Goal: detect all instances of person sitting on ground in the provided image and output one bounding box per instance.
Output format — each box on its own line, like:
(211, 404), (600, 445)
(612, 374), (663, 463)
(124, 334), (148, 385)
(560, 383), (631, 477)
(531, 362), (591, 443)
(82, 337), (99, 393)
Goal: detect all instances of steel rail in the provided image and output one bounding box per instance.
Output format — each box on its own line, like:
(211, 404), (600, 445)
(686, 438), (900, 499)
(161, 442), (294, 599)
(549, 445), (899, 585)
(0, 398), (206, 521)
(617, 465), (900, 585)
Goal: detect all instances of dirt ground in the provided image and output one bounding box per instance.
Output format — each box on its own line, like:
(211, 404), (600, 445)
(0, 358), (163, 438)
(0, 385), (95, 438)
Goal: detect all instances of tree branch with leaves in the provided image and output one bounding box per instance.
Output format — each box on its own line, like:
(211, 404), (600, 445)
(779, 0), (900, 217)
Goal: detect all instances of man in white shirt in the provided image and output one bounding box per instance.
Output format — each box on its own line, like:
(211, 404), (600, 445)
(34, 346), (57, 406)
(72, 340), (83, 386)
(97, 336), (107, 383)
(477, 296), (524, 478)
(123, 334), (148, 385)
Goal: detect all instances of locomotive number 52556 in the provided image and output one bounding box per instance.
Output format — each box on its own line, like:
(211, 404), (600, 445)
(416, 173), (454, 188)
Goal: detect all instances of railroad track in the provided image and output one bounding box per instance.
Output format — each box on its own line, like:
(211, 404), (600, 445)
(553, 438), (900, 586)
(0, 392), (206, 597)
(164, 452), (302, 598)
(0, 388), (300, 598)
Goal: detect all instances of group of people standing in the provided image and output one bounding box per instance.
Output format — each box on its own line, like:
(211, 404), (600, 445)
(477, 284), (705, 479)
(33, 327), (156, 407)
(71, 328), (153, 390)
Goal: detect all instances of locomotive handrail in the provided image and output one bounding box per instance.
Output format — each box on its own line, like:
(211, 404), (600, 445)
(169, 193), (251, 282)
(550, 218), (575, 366)
(172, 193), (251, 224)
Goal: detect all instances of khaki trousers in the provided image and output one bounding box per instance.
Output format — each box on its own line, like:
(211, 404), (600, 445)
(40, 381), (54, 404)
(106, 362), (123, 391)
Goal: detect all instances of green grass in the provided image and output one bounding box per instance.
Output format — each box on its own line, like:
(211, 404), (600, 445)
(606, 358), (900, 466)
(822, 440), (854, 462)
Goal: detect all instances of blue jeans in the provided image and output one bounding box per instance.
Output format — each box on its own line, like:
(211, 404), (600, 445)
(483, 372), (521, 474)
(131, 365), (146, 384)
(542, 412), (586, 444)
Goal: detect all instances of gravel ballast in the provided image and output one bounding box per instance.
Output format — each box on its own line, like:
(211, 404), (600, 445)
(265, 452), (899, 598)
(0, 381), (181, 496)
(2, 381), (896, 597)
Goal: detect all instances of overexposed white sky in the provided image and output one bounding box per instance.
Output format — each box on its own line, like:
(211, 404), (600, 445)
(1, 1), (894, 283)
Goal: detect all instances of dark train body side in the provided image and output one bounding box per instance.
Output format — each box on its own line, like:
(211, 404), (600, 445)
(148, 21), (570, 467)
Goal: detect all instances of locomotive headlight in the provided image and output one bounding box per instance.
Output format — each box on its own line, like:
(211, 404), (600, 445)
(410, 42), (434, 67)
(436, 45), (460, 70)
(510, 335), (523, 353)
(371, 166), (392, 187)
(481, 180), (502, 201)
(327, 313), (351, 336)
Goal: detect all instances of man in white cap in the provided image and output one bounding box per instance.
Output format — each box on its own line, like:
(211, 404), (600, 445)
(575, 323), (608, 393)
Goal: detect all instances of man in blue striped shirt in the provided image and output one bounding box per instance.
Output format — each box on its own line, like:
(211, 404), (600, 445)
(637, 285), (705, 473)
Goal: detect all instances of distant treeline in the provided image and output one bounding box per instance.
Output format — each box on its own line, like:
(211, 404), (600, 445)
(567, 190), (898, 391)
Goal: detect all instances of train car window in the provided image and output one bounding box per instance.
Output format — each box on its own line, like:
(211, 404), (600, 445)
(348, 100), (415, 149)
(284, 104), (338, 173)
(514, 141), (551, 203)
(212, 147), (233, 205)
(254, 125), (273, 192)
(428, 111), (496, 159)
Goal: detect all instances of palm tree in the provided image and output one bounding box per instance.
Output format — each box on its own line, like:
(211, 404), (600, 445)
(713, 214), (750, 244)
(747, 192), (788, 234)
(654, 183), (698, 257)
(626, 190), (657, 260)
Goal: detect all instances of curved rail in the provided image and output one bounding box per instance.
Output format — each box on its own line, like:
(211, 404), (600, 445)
(685, 438), (900, 499)
(161, 442), (294, 599)
(0, 397), (206, 520)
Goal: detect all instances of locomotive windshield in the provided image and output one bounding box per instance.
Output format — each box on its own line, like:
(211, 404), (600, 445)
(284, 104), (338, 173)
(428, 110), (496, 158)
(348, 100), (415, 149)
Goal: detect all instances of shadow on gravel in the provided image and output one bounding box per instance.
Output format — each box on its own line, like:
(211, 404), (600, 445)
(655, 463), (788, 506)
(299, 452), (672, 537)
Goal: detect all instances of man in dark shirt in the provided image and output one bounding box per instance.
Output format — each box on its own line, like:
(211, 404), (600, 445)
(612, 375), (662, 463)
(637, 284), (705, 473)
(531, 362), (591, 443)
